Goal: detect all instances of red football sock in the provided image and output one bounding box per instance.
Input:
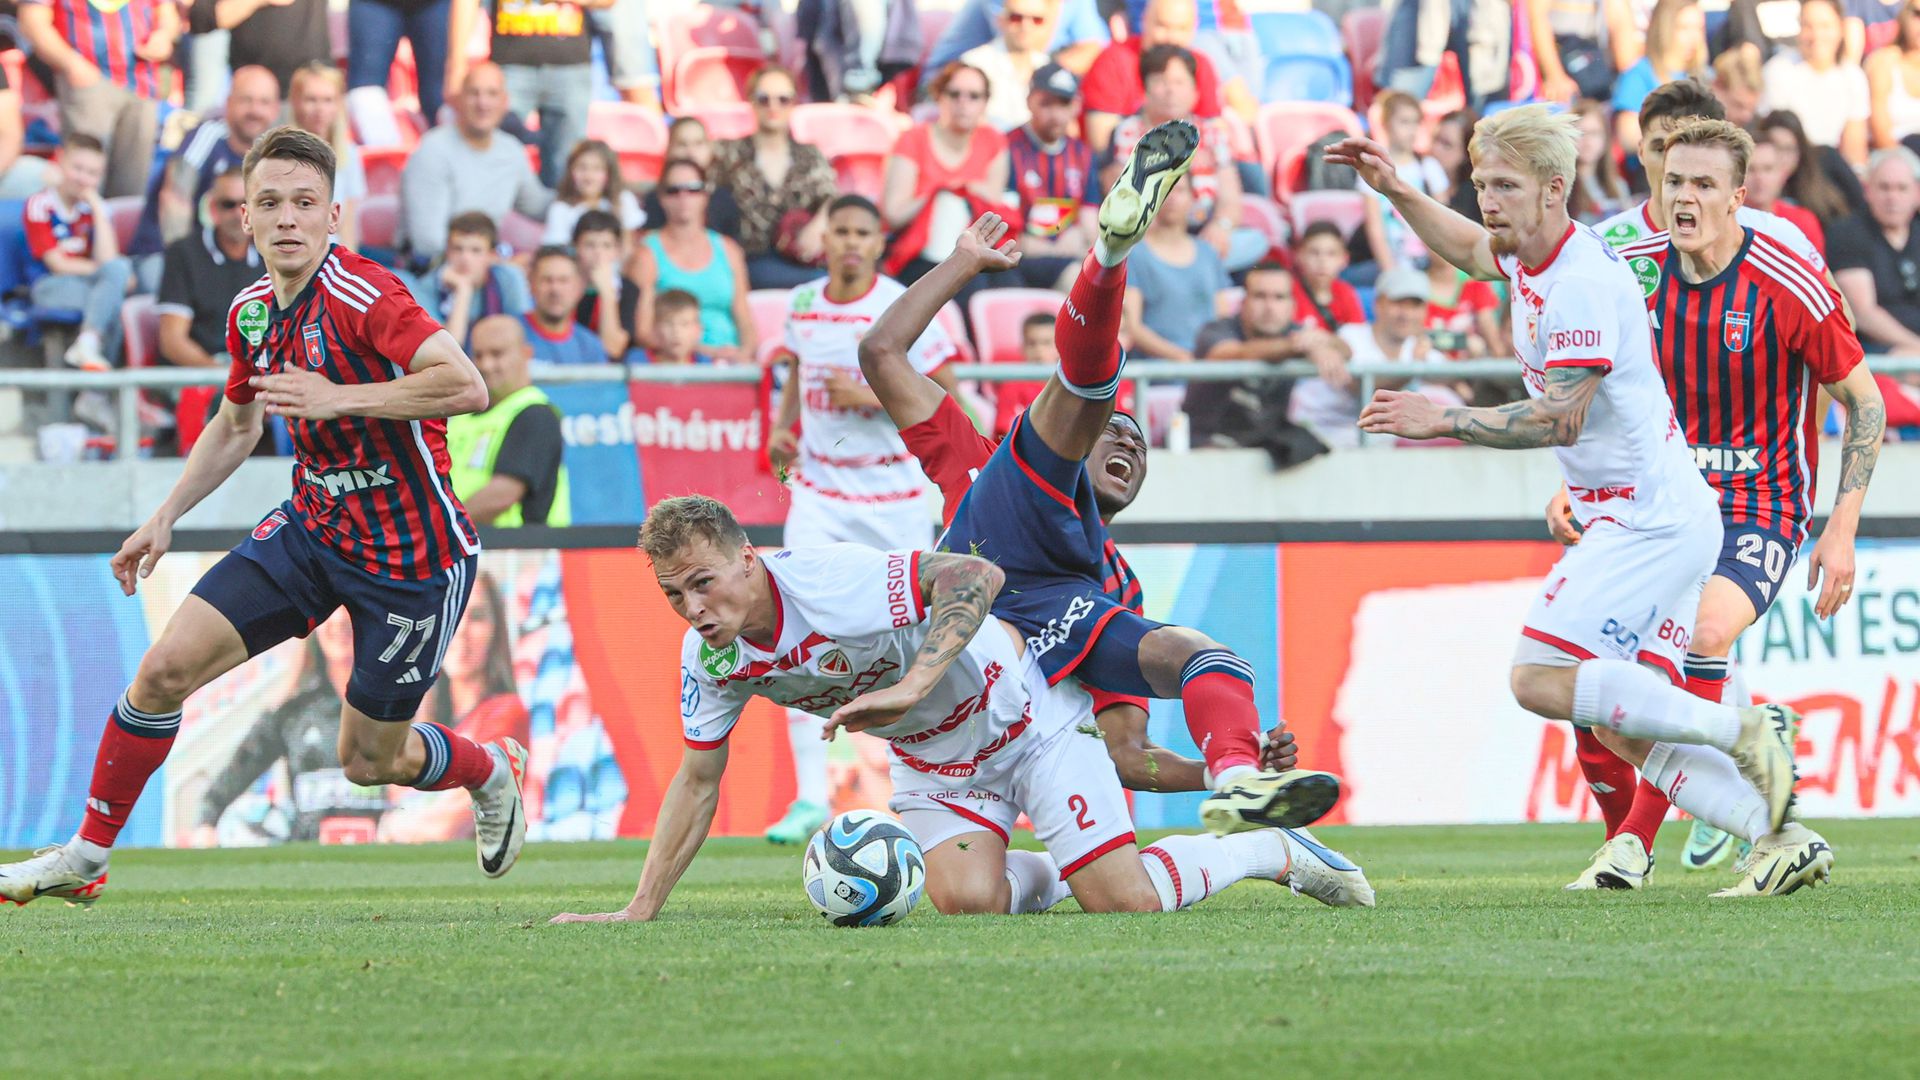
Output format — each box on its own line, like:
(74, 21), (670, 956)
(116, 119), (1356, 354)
(1617, 777), (1672, 851)
(1056, 255), (1127, 398)
(78, 695), (182, 849)
(1574, 726), (1637, 837)
(409, 722), (497, 791)
(1180, 650), (1262, 777)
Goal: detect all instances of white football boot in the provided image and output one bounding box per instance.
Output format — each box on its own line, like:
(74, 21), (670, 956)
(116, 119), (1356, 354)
(1096, 118), (1200, 254)
(1729, 704), (1799, 833)
(472, 738), (529, 879)
(1711, 822), (1833, 898)
(1564, 832), (1654, 891)
(1278, 827), (1375, 908)
(0, 843), (108, 907)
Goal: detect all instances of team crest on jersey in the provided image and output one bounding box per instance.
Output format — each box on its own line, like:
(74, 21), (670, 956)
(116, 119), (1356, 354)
(302, 324), (326, 368)
(252, 508), (290, 540)
(700, 640), (741, 679)
(1630, 256), (1662, 297)
(1724, 310), (1752, 352)
(818, 648), (852, 677)
(792, 287), (817, 314)
(237, 299), (269, 347)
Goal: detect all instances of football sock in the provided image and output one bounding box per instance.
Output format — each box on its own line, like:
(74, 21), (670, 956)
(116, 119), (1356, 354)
(1056, 257), (1127, 398)
(1640, 742), (1769, 843)
(1179, 649), (1263, 782)
(1682, 652), (1731, 704)
(788, 709), (830, 807)
(1138, 831), (1288, 911)
(1004, 849), (1070, 914)
(76, 691), (180, 852)
(1572, 659), (1741, 751)
(409, 722), (497, 791)
(1617, 778), (1671, 851)
(1729, 660), (1752, 708)
(1573, 727), (1638, 836)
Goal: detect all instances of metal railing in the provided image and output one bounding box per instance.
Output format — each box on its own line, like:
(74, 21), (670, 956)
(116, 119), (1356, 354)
(1, 356), (1914, 460)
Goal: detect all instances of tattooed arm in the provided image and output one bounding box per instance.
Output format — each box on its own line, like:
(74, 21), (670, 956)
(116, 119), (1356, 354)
(1358, 365), (1606, 448)
(1806, 363), (1886, 619)
(822, 553), (1007, 736)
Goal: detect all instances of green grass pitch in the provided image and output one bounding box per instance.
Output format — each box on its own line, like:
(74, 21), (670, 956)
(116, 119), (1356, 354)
(4, 819), (1919, 1078)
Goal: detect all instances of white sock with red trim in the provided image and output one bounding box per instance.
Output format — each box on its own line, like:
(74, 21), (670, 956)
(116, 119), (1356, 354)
(787, 709), (830, 807)
(1641, 742), (1769, 842)
(1572, 659), (1742, 751)
(1137, 832), (1289, 911)
(1004, 849), (1071, 914)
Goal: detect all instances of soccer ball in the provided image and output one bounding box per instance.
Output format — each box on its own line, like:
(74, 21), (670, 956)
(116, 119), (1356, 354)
(802, 809), (926, 927)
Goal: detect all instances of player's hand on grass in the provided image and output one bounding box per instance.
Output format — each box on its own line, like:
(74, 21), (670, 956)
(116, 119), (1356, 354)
(1545, 487), (1582, 546)
(111, 515), (173, 596)
(550, 907), (653, 924)
(1320, 136), (1404, 197)
(1358, 388), (1447, 440)
(1261, 721), (1298, 773)
(1806, 528), (1857, 619)
(952, 213), (1023, 275)
(251, 369), (344, 420)
(823, 679), (929, 738)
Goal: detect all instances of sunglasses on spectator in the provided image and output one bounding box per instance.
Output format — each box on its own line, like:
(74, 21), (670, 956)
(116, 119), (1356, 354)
(662, 183), (708, 196)
(213, 199), (243, 210)
(754, 93), (795, 106)
(945, 88), (987, 101)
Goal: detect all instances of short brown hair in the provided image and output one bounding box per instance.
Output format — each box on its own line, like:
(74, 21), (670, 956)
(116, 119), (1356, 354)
(656, 288), (701, 321)
(927, 60), (990, 103)
(447, 210), (499, 247)
(242, 125), (336, 196)
(60, 132), (105, 156)
(1375, 89), (1421, 122)
(1663, 118), (1754, 185)
(639, 496), (748, 562)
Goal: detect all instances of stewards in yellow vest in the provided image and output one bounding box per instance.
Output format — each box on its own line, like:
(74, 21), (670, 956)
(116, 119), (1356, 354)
(447, 315), (571, 527)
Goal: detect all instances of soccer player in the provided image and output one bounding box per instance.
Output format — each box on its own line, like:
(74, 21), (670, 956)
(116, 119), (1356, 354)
(1328, 105), (1834, 898)
(0, 127), (528, 907)
(759, 194), (964, 846)
(1557, 121), (1883, 891)
(859, 120), (1341, 837)
(548, 497), (1372, 924)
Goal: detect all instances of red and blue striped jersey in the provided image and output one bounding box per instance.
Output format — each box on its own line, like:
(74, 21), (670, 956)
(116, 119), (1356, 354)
(224, 246), (480, 580)
(23, 0), (162, 97)
(1007, 126), (1097, 240)
(1620, 228), (1863, 544)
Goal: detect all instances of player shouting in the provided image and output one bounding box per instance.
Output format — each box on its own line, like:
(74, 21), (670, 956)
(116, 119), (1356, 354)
(1557, 120), (1882, 891)
(1327, 105), (1833, 897)
(861, 121), (1342, 837)
(1, 127), (528, 907)
(549, 497), (1371, 925)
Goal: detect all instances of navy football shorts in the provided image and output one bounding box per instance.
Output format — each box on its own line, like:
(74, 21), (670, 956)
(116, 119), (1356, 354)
(1713, 520), (1800, 618)
(191, 502), (479, 721)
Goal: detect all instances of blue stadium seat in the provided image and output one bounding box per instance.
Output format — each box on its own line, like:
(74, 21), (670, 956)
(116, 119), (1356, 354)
(1263, 55), (1353, 106)
(1251, 11), (1343, 60)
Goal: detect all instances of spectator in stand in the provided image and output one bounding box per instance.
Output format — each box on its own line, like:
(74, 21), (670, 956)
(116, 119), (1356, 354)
(1758, 109), (1859, 223)
(1527, 0), (1634, 102)
(1746, 136), (1829, 254)
(642, 118), (743, 241)
(881, 62), (1014, 299)
(712, 66), (840, 289)
(1571, 99), (1631, 223)
(461, 0), (600, 189)
(447, 314), (569, 527)
(1711, 42), (1764, 126)
(0, 65), (54, 199)
(1290, 221), (1366, 334)
(24, 134), (133, 372)
(796, 0), (924, 101)
(1612, 0), (1708, 156)
(1424, 257), (1504, 361)
(542, 139), (645, 246)
(572, 210), (638, 362)
(289, 62), (365, 251)
(186, 0), (328, 92)
(18, 0), (176, 198)
(1432, 108), (1482, 222)
(643, 289), (712, 365)
(1324, 267), (1463, 449)
(1121, 175), (1227, 359)
(1107, 44), (1261, 271)
(1080, 0), (1253, 153)
(1185, 262), (1344, 464)
(406, 211), (533, 347)
(591, 0), (663, 111)
(1007, 63), (1100, 288)
(961, 0), (1059, 130)
(155, 166), (262, 371)
(346, 0), (454, 145)
(1357, 89), (1447, 275)
(1867, 1), (1920, 153)
(630, 158), (755, 363)
(1761, 0), (1871, 167)
(401, 63), (554, 263)
(521, 246), (609, 364)
(1376, 0), (1513, 109)
(1829, 147), (1920, 351)
(921, 0), (1109, 90)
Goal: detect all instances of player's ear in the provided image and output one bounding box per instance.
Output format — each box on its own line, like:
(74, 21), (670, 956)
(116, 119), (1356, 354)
(327, 198), (341, 237)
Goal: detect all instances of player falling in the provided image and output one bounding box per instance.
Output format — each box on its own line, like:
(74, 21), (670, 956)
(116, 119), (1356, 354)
(862, 120), (1342, 836)
(1328, 105), (1833, 897)
(0, 128), (527, 907)
(550, 496), (1371, 925)
(1558, 120), (1884, 890)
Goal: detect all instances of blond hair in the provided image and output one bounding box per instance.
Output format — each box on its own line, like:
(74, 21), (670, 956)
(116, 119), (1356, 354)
(1664, 118), (1755, 185)
(1711, 43), (1763, 94)
(639, 496), (748, 562)
(1646, 0), (1708, 77)
(1469, 104), (1580, 188)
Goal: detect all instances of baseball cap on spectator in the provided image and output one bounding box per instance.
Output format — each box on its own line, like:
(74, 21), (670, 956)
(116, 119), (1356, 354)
(1376, 266), (1432, 303)
(1032, 63), (1081, 100)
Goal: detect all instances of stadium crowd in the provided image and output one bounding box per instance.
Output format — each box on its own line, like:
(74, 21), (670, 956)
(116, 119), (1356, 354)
(1, 0), (1919, 461)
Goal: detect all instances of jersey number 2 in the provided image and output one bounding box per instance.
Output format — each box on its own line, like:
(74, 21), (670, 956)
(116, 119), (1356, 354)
(379, 613), (437, 664)
(1067, 794), (1096, 831)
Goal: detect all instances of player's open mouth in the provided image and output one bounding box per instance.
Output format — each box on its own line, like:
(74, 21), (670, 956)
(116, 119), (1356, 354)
(1673, 211), (1697, 232)
(273, 239), (303, 251)
(1104, 454), (1133, 483)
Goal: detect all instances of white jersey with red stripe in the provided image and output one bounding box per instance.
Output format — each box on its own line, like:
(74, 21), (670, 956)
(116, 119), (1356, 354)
(678, 544), (1065, 775)
(1498, 222), (1715, 532)
(785, 276), (957, 504)
(1596, 199), (1825, 273)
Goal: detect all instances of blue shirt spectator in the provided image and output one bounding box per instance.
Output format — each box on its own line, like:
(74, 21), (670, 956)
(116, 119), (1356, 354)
(921, 0), (1110, 89)
(522, 247), (610, 364)
(521, 313), (610, 365)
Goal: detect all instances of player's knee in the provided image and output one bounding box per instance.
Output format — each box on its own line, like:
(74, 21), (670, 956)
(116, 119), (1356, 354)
(926, 876), (1010, 916)
(337, 736), (410, 786)
(1074, 878), (1161, 914)
(1689, 614), (1742, 659)
(132, 642), (208, 709)
(1510, 665), (1572, 719)
(1138, 626), (1224, 688)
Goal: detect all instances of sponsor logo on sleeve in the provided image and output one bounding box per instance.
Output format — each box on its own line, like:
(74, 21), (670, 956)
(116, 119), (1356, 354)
(1630, 256), (1662, 297)
(237, 299), (269, 347)
(700, 640), (741, 679)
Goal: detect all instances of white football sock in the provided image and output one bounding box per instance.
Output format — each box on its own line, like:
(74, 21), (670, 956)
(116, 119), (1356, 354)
(1729, 659), (1752, 708)
(788, 710), (830, 807)
(68, 835), (110, 868)
(1641, 742), (1769, 842)
(1137, 832), (1288, 911)
(1092, 234), (1128, 268)
(1210, 763), (1259, 790)
(478, 745), (511, 793)
(1573, 659), (1742, 751)
(1004, 850), (1070, 914)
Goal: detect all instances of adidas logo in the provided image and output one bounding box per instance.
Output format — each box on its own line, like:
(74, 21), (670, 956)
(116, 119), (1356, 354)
(395, 667), (422, 685)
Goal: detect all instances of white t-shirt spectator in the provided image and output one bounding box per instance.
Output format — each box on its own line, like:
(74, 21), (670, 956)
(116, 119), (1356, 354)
(1287, 323), (1457, 450)
(1760, 51), (1870, 147)
(542, 189), (646, 245)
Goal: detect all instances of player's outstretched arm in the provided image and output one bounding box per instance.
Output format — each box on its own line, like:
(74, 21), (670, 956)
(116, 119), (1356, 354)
(1322, 136), (1501, 280)
(1807, 363), (1886, 618)
(858, 214), (1021, 431)
(1359, 366), (1603, 448)
(250, 330), (487, 422)
(111, 396), (266, 596)
(824, 552), (1006, 737)
(550, 744), (730, 924)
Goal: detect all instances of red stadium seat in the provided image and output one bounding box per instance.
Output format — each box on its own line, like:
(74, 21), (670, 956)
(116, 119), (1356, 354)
(1220, 109), (1259, 166)
(103, 196), (141, 253)
(1288, 189), (1368, 240)
(684, 102), (758, 140)
(587, 102), (670, 185)
(1342, 8), (1386, 112)
(500, 211), (545, 255)
(967, 288), (1059, 436)
(658, 4), (767, 113)
(359, 145), (409, 197)
(358, 193), (399, 250)
(176, 387), (218, 453)
(119, 295), (158, 368)
(1254, 101), (1363, 195)
(935, 300), (975, 366)
(748, 288), (791, 350)
(789, 103), (906, 198)
(1239, 194), (1288, 260)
